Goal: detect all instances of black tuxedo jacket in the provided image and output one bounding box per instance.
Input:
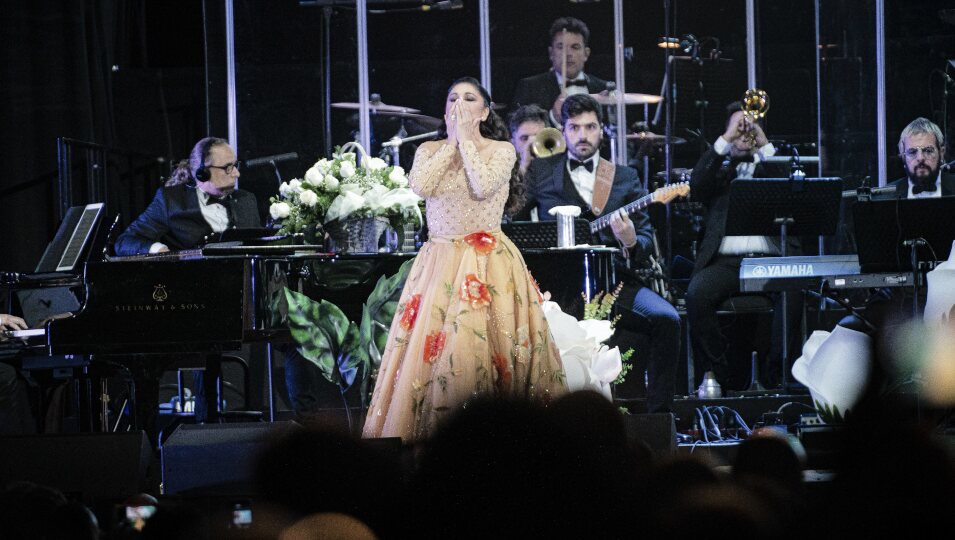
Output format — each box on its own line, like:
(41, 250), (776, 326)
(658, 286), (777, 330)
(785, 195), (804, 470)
(513, 71), (609, 122)
(689, 147), (802, 272)
(525, 153), (654, 262)
(885, 173), (955, 198)
(115, 183), (261, 256)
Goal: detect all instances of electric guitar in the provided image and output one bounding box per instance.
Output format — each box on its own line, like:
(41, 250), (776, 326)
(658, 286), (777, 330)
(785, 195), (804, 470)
(589, 182), (691, 234)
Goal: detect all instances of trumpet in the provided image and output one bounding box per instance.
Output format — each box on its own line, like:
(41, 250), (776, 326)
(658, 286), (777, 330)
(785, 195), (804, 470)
(530, 127), (567, 157)
(740, 88), (769, 145)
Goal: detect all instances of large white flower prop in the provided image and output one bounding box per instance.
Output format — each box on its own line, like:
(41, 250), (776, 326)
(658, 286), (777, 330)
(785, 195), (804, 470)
(542, 300), (622, 400)
(791, 325), (872, 422)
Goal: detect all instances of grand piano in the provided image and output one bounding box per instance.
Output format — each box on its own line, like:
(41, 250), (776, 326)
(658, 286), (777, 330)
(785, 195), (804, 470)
(38, 246), (617, 435)
(47, 246), (617, 355)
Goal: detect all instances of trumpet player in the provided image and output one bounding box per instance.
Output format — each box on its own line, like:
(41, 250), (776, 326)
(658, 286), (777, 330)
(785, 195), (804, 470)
(508, 104), (549, 174)
(686, 100), (802, 396)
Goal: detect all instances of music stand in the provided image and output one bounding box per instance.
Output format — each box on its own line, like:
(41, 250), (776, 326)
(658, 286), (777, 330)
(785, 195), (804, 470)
(501, 220), (592, 250)
(726, 177), (844, 390)
(852, 197), (955, 318)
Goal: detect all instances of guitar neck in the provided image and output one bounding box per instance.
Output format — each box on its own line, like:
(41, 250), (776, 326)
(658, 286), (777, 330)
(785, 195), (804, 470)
(589, 193), (653, 234)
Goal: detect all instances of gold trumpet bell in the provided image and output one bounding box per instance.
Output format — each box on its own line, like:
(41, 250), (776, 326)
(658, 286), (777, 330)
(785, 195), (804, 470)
(530, 127), (567, 157)
(742, 88), (770, 120)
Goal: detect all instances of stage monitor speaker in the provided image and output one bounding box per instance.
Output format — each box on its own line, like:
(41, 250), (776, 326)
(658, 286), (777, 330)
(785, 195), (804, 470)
(0, 431), (151, 503)
(622, 413), (676, 456)
(161, 421), (300, 496)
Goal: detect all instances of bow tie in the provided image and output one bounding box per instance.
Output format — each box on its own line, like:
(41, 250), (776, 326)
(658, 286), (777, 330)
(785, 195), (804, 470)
(565, 79), (588, 87)
(912, 181), (938, 195)
(569, 158), (594, 172)
(204, 194), (233, 207)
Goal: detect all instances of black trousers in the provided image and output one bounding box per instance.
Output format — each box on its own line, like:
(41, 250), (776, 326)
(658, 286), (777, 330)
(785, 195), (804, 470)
(686, 255), (802, 387)
(614, 284), (681, 413)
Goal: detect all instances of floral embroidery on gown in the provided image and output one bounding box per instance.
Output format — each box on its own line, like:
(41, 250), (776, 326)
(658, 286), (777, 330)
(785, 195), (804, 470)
(362, 139), (566, 442)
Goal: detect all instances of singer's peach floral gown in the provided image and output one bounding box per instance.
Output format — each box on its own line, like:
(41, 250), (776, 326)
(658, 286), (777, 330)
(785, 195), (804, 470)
(362, 139), (565, 442)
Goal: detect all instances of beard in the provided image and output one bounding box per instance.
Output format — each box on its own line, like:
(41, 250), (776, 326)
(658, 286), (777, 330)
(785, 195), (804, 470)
(906, 160), (939, 183)
(569, 138), (601, 161)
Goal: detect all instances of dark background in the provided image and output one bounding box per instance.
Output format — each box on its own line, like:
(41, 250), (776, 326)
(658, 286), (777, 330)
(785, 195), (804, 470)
(1, 0), (953, 272)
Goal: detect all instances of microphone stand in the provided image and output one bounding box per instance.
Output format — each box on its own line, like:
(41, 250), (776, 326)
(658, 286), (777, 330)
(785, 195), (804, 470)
(381, 130), (440, 168)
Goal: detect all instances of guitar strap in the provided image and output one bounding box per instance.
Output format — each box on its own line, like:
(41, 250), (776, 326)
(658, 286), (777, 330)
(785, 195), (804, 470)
(590, 158), (615, 216)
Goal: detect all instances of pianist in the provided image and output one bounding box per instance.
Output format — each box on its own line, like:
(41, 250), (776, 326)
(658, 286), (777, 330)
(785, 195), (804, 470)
(112, 137), (261, 424)
(0, 314), (26, 333)
(685, 102), (802, 394)
(1, 313), (33, 434)
(114, 137), (261, 256)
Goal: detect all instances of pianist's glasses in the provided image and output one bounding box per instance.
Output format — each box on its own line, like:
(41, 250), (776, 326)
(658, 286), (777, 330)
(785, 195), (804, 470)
(207, 161), (241, 174)
(902, 146), (938, 160)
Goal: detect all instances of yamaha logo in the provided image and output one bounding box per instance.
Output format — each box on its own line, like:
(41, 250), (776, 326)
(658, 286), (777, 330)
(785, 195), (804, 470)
(752, 266), (768, 277)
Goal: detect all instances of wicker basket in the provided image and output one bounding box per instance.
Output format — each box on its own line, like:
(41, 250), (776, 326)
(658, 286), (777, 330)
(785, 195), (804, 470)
(326, 216), (390, 253)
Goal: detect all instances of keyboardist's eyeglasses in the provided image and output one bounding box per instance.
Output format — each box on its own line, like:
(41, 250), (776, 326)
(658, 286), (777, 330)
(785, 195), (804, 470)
(207, 161), (241, 174)
(902, 146), (938, 160)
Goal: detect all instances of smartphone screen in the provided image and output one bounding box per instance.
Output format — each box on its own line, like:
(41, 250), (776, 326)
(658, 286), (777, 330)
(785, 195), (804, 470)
(232, 504), (253, 529)
(125, 505), (157, 531)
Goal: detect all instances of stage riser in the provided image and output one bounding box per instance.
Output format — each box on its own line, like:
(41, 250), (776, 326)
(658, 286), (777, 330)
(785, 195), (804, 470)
(161, 421), (300, 496)
(0, 431), (151, 503)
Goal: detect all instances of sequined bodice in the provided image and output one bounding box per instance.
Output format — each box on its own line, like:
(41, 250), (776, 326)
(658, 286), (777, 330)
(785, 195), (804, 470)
(409, 139), (516, 236)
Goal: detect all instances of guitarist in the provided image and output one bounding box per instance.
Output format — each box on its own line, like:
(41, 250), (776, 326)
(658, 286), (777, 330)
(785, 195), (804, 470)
(525, 94), (680, 414)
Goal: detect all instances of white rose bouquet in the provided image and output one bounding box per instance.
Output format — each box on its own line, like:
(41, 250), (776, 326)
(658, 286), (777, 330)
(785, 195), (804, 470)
(269, 144), (423, 236)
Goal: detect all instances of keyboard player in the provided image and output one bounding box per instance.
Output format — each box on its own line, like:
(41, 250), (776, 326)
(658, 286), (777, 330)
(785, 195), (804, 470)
(685, 102), (803, 394)
(839, 118), (954, 332)
(113, 137), (262, 424)
(1, 313), (34, 434)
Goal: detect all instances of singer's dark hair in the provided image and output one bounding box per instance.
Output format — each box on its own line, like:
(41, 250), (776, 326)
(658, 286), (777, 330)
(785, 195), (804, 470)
(165, 137), (230, 186)
(549, 16), (590, 46)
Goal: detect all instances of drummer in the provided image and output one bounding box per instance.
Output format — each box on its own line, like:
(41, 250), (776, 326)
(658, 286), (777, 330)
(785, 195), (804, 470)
(512, 16), (609, 127)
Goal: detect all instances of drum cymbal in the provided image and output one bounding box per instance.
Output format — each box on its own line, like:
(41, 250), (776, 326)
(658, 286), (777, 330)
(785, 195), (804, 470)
(655, 167), (692, 181)
(343, 111), (442, 133)
(626, 131), (686, 145)
(331, 100), (421, 114)
(589, 92), (663, 106)
(398, 112), (442, 131)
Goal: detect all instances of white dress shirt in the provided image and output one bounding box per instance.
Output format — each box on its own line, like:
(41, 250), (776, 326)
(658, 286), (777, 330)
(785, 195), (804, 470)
(549, 71), (591, 126)
(567, 154), (600, 206)
(148, 187), (230, 254)
(713, 137), (781, 256)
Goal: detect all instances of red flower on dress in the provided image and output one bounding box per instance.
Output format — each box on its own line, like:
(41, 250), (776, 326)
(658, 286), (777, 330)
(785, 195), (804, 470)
(399, 294), (422, 331)
(464, 231), (497, 255)
(423, 331), (446, 364)
(460, 273), (492, 309)
(492, 352), (513, 391)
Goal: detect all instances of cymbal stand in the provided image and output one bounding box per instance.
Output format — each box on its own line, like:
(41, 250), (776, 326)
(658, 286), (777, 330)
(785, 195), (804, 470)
(604, 123), (619, 165)
(382, 119), (409, 166)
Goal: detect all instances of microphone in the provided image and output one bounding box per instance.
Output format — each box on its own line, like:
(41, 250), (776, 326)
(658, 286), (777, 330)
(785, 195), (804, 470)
(382, 130), (440, 148)
(943, 158), (955, 171)
(244, 152), (299, 168)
